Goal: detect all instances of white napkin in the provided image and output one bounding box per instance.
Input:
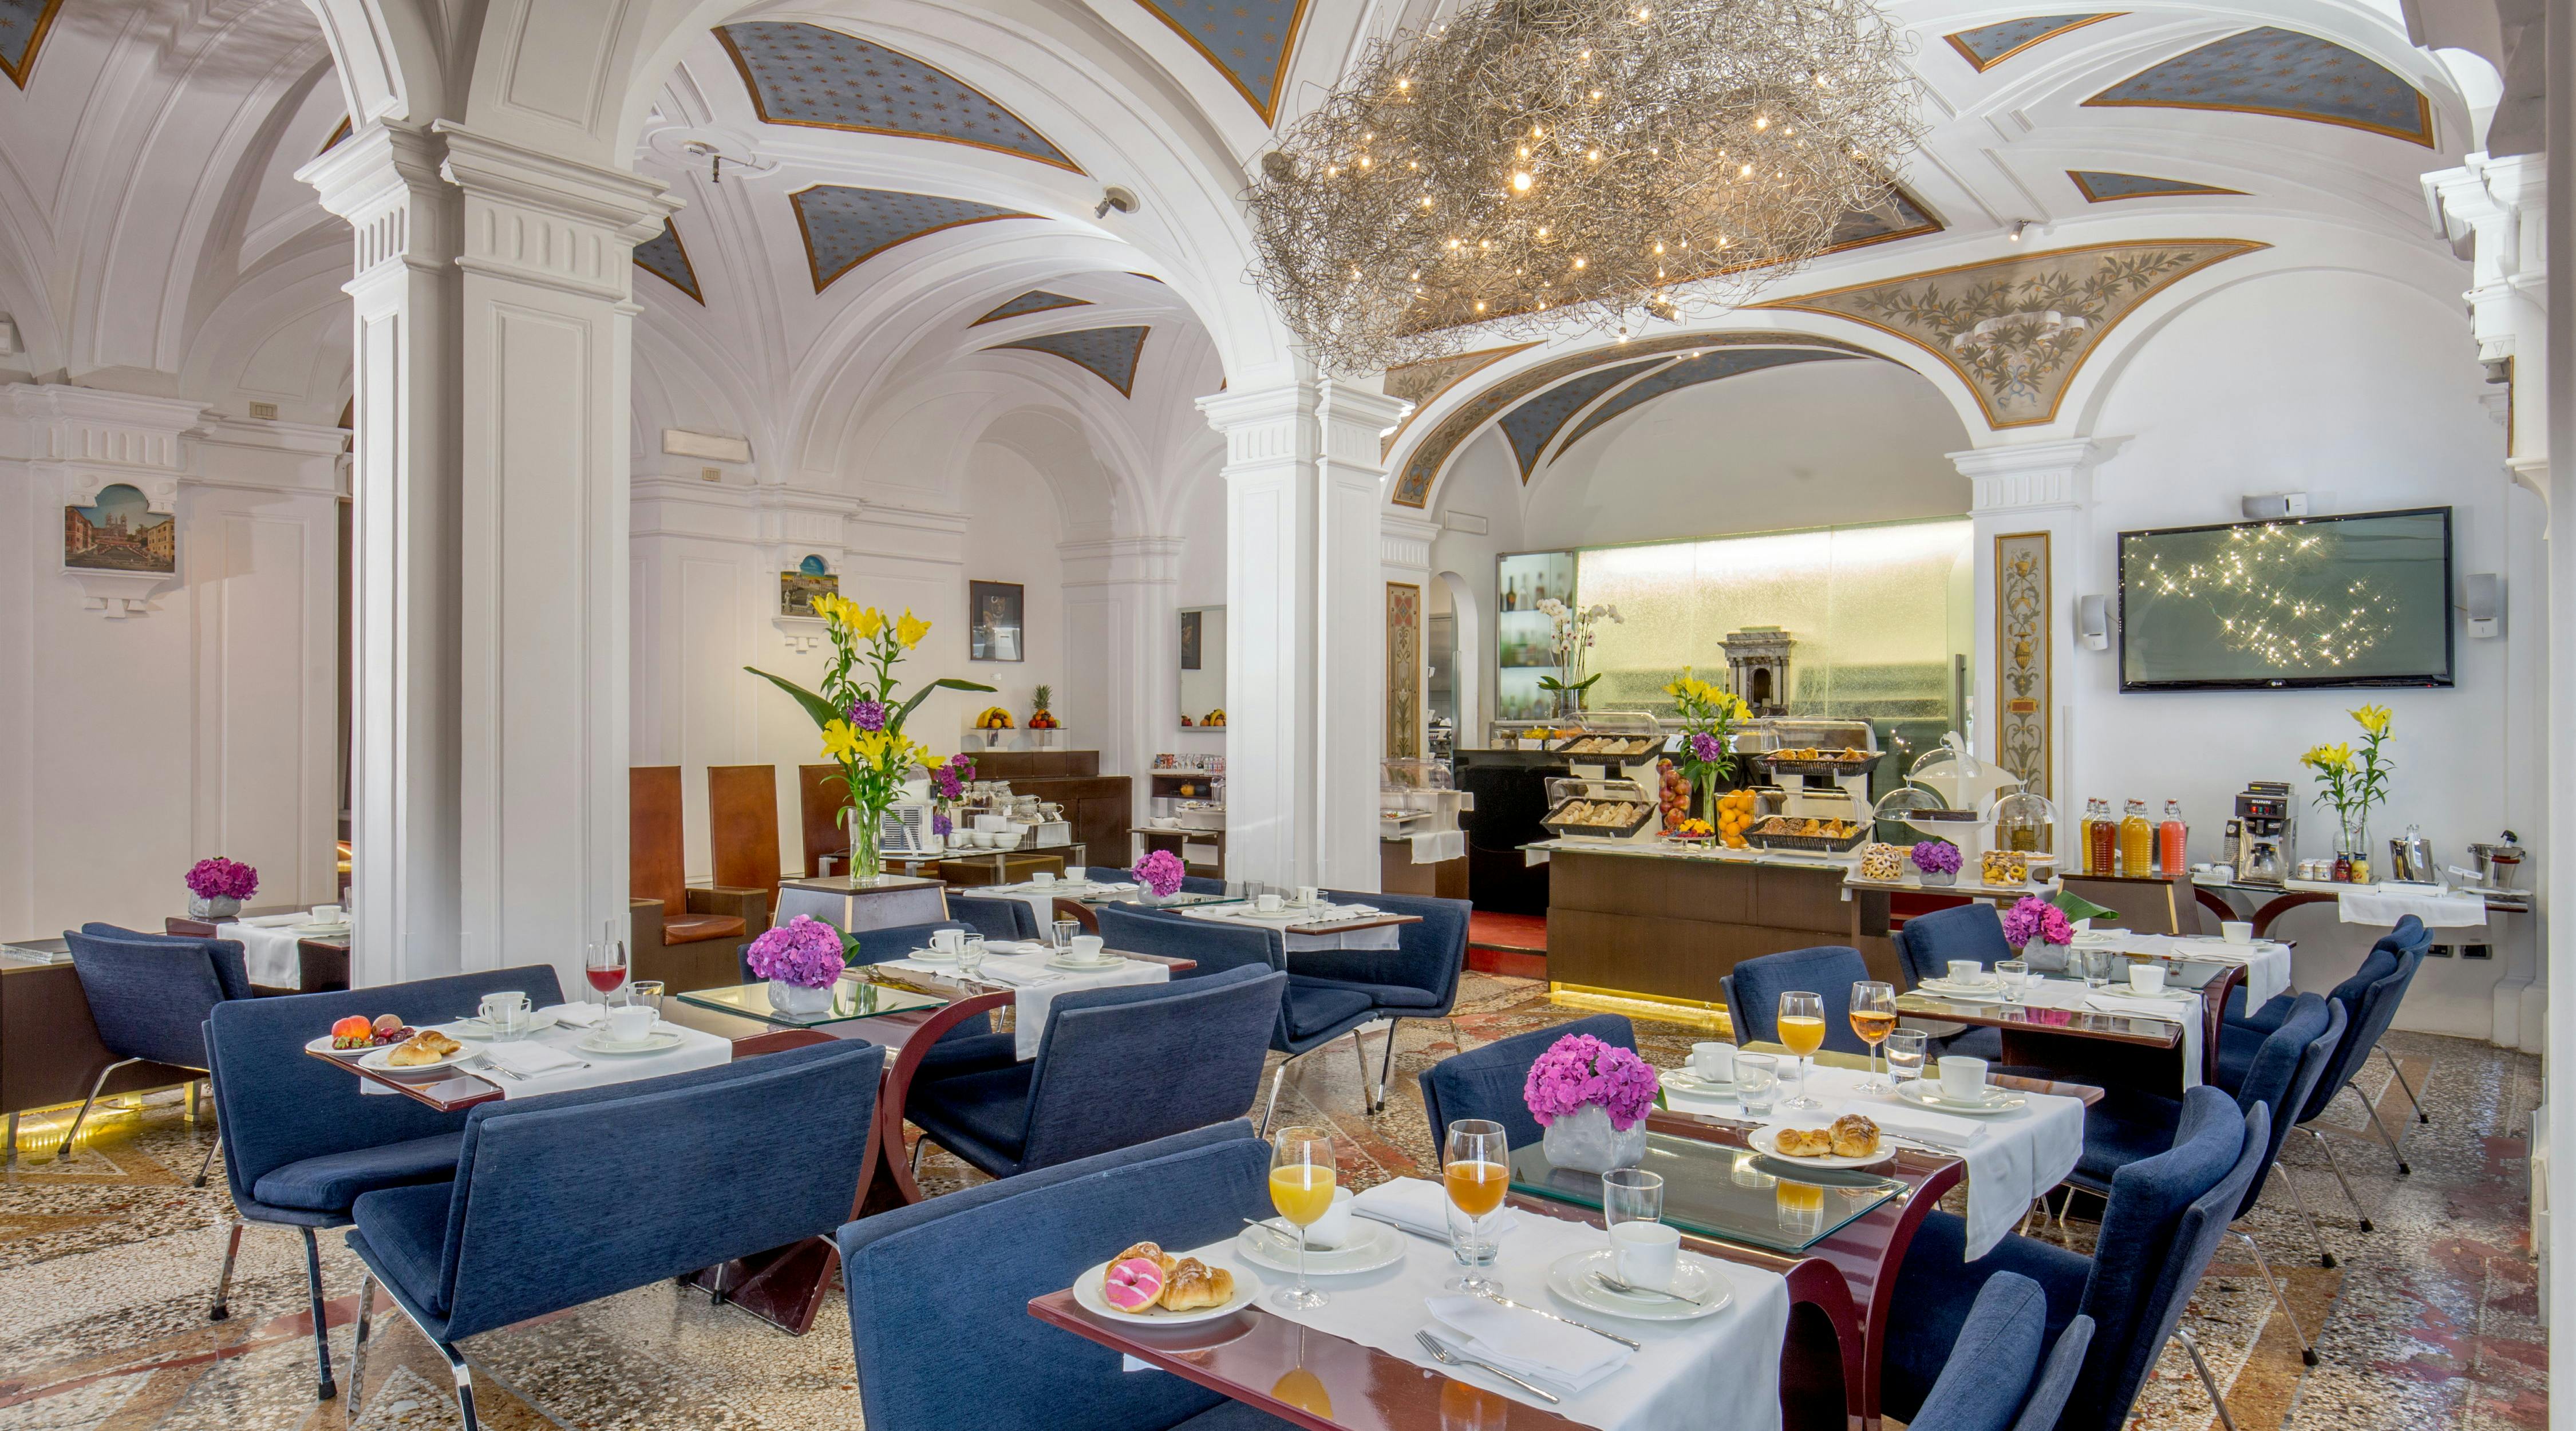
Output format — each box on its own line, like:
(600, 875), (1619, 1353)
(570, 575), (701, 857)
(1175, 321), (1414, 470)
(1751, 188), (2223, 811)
(1849, 1099), (1982, 1151)
(239, 912), (309, 928)
(540, 1002), (601, 1027)
(2085, 993), (2187, 1020)
(482, 1041), (586, 1077)
(1349, 1176), (1520, 1240)
(974, 963), (1055, 987)
(1425, 1295), (1631, 1395)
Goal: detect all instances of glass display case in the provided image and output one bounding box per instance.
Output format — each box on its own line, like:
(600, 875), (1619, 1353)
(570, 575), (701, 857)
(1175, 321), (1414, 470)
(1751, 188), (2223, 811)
(1381, 757), (1472, 840)
(1548, 710), (1668, 770)
(1495, 549), (1577, 721)
(1539, 774), (1658, 841)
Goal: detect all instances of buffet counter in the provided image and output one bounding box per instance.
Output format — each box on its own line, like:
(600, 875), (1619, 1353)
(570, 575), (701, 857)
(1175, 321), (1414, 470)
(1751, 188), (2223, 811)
(1524, 838), (1902, 1012)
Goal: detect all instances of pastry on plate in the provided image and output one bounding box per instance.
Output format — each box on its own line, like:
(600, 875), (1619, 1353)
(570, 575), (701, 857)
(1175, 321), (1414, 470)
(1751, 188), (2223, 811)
(1103, 1244), (1173, 1311)
(1830, 1113), (1881, 1159)
(1159, 1257), (1235, 1311)
(386, 1029), (463, 1067)
(1772, 1126), (1834, 1157)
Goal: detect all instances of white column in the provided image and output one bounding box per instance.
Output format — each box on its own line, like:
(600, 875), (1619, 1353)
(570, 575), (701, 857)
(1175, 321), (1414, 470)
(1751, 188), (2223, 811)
(2539, 0), (2573, 1361)
(1060, 535), (1183, 821)
(1953, 438), (2109, 827)
(1201, 381), (1411, 890)
(301, 126), (464, 986)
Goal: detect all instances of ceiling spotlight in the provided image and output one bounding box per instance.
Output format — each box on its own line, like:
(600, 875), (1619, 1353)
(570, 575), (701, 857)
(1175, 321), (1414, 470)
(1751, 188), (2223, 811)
(2010, 219), (2033, 242)
(1095, 185), (1141, 219)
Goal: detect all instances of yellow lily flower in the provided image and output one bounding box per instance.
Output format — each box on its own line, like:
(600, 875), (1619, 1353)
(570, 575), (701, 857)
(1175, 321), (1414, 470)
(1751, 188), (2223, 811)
(895, 608), (931, 649)
(821, 720), (863, 762)
(852, 606), (887, 641)
(2299, 742), (2352, 773)
(2350, 704), (2392, 738)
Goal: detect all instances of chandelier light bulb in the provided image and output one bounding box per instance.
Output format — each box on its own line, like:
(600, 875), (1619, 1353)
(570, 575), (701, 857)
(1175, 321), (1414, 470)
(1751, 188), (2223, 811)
(1513, 171), (1534, 191)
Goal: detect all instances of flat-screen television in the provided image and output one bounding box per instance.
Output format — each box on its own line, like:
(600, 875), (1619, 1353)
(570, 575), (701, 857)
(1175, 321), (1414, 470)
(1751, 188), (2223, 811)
(2119, 507), (2454, 691)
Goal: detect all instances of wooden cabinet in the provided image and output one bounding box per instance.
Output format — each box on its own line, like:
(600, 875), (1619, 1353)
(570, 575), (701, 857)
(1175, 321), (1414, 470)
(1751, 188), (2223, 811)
(965, 750), (1133, 869)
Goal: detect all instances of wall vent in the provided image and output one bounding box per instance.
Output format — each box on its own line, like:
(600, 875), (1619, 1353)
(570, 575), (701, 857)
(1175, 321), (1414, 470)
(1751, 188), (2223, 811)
(248, 401), (280, 420)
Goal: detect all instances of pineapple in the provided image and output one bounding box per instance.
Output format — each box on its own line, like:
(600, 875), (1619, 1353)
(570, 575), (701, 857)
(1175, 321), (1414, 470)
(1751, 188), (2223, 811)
(1030, 684), (1059, 729)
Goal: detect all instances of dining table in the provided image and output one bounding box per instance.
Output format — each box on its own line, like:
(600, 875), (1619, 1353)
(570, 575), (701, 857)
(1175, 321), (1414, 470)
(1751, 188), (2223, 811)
(1898, 968), (2218, 1090)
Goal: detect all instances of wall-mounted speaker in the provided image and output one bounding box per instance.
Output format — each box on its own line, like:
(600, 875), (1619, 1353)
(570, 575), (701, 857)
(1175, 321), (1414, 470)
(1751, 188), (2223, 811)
(2466, 572), (2503, 638)
(2239, 492), (2311, 520)
(2076, 594), (2111, 651)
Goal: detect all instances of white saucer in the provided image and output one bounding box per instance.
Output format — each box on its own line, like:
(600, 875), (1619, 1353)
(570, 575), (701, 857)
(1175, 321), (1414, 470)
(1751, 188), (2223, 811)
(1660, 1068), (1737, 1097)
(1047, 954), (1125, 972)
(1070, 1254), (1259, 1325)
(1234, 1220), (1404, 1276)
(1546, 1248), (1731, 1321)
(1915, 981), (2004, 1003)
(2101, 986), (2197, 1003)
(576, 1028), (685, 1056)
(1895, 1080), (2027, 1116)
(445, 1009), (559, 1039)
(908, 948), (959, 963)
(1748, 1125), (1893, 1169)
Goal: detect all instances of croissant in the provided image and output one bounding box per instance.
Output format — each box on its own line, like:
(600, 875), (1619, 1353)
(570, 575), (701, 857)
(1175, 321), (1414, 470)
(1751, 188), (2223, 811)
(1158, 1257), (1235, 1311)
(386, 1030), (461, 1067)
(1830, 1113), (1881, 1159)
(1773, 1126), (1833, 1157)
(1115, 1242), (1177, 1275)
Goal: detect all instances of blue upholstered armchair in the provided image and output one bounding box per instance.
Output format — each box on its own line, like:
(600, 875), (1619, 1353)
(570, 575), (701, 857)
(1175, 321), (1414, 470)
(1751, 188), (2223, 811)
(1880, 1086), (2265, 1431)
(344, 1039), (885, 1431)
(1907, 1271), (2097, 1431)
(1096, 905), (1382, 1134)
(202, 964), (566, 1401)
(1888, 906), (2011, 1062)
(2227, 920), (2429, 1191)
(1417, 1013), (1636, 1151)
(58, 926), (255, 1175)
(949, 893), (1041, 940)
(904, 964), (1286, 1179)
(1310, 888), (1469, 1111)
(839, 1121), (1292, 1431)
(1721, 945), (1872, 1054)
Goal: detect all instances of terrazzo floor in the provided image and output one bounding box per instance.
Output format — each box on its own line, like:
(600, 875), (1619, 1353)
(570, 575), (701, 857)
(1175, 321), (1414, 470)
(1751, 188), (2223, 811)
(0, 971), (2541, 1430)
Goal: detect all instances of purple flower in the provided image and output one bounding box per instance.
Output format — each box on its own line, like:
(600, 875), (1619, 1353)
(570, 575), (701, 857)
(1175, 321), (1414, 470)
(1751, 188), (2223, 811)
(1523, 1033), (1659, 1130)
(185, 857), (259, 901)
(931, 811), (953, 836)
(1686, 732), (1723, 764)
(745, 915), (848, 989)
(2000, 895), (2074, 948)
(848, 698), (887, 733)
(1909, 840), (1962, 876)
(931, 753), (975, 801)
(1132, 849), (1187, 898)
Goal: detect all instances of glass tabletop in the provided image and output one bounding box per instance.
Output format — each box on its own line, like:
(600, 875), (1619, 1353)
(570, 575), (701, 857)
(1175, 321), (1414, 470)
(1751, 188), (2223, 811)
(675, 977), (949, 1027)
(1508, 1132), (1904, 1254)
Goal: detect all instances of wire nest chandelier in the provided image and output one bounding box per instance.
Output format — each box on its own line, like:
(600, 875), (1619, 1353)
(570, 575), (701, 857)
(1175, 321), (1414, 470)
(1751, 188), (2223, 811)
(1246, 0), (1923, 372)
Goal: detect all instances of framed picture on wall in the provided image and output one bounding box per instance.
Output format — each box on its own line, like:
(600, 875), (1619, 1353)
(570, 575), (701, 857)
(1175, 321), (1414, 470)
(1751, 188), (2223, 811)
(64, 483), (176, 575)
(779, 554), (838, 616)
(1180, 609), (1203, 670)
(970, 580), (1024, 661)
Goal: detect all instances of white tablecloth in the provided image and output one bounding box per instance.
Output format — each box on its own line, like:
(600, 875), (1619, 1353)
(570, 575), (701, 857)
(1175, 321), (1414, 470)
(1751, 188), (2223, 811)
(2010, 976), (2204, 1089)
(1393, 829), (1468, 864)
(1661, 1063), (2084, 1259)
(2336, 884), (2489, 928)
(216, 913), (342, 989)
(977, 879), (1139, 935)
(1178, 902), (1405, 952)
(1211, 1182), (1789, 1431)
(359, 1003), (729, 1097)
(879, 943), (1167, 1058)
(2080, 932), (2293, 1009)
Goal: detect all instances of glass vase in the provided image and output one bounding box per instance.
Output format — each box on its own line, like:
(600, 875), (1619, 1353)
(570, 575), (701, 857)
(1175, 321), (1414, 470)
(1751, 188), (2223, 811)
(845, 805), (883, 883)
(1539, 1103), (1647, 1173)
(2338, 810), (2371, 881)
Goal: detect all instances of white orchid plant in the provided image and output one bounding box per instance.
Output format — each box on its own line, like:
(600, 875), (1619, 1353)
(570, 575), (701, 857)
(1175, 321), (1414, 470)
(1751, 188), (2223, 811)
(1535, 597), (1622, 707)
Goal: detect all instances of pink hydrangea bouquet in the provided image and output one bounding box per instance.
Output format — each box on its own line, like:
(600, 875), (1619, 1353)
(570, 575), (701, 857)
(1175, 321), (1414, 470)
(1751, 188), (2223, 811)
(1523, 1032), (1659, 1132)
(744, 915), (847, 989)
(1132, 849), (1186, 899)
(2002, 895), (2075, 949)
(185, 857), (259, 902)
(1910, 841), (1962, 876)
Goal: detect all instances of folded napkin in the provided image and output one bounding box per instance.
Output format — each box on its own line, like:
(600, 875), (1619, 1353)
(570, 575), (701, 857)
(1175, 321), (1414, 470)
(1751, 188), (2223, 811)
(1848, 1100), (1982, 1151)
(1425, 1295), (1630, 1395)
(481, 1041), (586, 1077)
(1349, 1176), (1520, 1240)
(540, 1002), (601, 1027)
(2084, 993), (2187, 1020)
(1305, 903), (1381, 923)
(974, 963), (1054, 987)
(239, 912), (310, 928)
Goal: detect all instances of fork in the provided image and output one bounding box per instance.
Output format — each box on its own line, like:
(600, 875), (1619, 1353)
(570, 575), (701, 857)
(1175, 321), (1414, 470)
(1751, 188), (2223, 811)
(1413, 1331), (1559, 1404)
(1589, 1270), (1706, 1307)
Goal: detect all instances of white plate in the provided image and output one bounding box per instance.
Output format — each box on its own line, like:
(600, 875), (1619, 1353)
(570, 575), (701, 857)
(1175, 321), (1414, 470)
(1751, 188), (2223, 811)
(1046, 954), (1126, 972)
(907, 948), (959, 963)
(1895, 1080), (2028, 1116)
(444, 1009), (560, 1039)
(2100, 987), (2198, 1003)
(1914, 982), (2005, 1004)
(305, 1033), (395, 1060)
(291, 922), (354, 937)
(357, 1037), (485, 1075)
(1660, 1068), (1737, 1097)
(576, 1028), (685, 1055)
(1234, 1220), (1405, 1276)
(1748, 1125), (1893, 1169)
(1070, 1254), (1259, 1325)
(1546, 1248), (1732, 1322)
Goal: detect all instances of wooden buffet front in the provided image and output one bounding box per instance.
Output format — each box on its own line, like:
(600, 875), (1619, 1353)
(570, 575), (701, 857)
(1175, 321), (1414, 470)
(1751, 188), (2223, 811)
(1537, 842), (1902, 1007)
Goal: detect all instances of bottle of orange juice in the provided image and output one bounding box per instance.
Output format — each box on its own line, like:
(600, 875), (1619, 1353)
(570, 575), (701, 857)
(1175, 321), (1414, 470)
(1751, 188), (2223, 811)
(2159, 800), (2188, 876)
(2119, 800), (2153, 877)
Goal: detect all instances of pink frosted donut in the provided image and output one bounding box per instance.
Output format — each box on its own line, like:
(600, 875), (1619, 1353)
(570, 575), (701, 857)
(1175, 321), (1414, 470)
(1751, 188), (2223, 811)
(1103, 1256), (1166, 1312)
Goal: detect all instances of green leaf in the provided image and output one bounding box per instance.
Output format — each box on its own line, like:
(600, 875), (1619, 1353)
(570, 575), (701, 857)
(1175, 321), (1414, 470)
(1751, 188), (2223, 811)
(745, 667), (844, 732)
(895, 676), (998, 728)
(2048, 889), (2121, 923)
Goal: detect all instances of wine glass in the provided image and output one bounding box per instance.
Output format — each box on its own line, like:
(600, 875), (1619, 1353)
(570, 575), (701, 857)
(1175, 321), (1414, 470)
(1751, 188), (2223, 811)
(1776, 990), (1826, 1110)
(1850, 981), (1897, 1092)
(1885, 1029), (1930, 1085)
(1269, 1125), (1337, 1310)
(584, 940), (627, 1007)
(1441, 1118), (1510, 1295)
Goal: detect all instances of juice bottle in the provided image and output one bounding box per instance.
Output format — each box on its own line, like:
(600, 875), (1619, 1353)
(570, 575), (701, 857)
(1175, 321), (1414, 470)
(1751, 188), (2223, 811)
(2087, 800), (2116, 876)
(2075, 802), (2093, 874)
(2159, 800), (2188, 876)
(2119, 800), (2153, 877)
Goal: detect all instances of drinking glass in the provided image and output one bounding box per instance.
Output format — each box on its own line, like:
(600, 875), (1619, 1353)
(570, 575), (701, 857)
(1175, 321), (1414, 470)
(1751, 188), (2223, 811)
(1850, 981), (1897, 1092)
(1997, 959), (2031, 1004)
(1734, 1053), (1780, 1116)
(1776, 991), (1826, 1110)
(1270, 1125), (1337, 1309)
(583, 941), (627, 1006)
(1601, 1168), (1672, 1291)
(627, 979), (665, 1014)
(957, 938), (987, 983)
(1442, 1118), (1510, 1295)
(2080, 947), (2112, 989)
(1884, 1029), (1930, 1084)
(1603, 1167), (1664, 1230)
(1052, 918), (1081, 951)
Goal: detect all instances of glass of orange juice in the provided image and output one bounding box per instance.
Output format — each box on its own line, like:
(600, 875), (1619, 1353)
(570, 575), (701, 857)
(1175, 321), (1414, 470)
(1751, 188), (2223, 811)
(1850, 981), (1897, 1092)
(1269, 1125), (1337, 1309)
(1777, 990), (1826, 1109)
(1442, 1118), (1510, 1294)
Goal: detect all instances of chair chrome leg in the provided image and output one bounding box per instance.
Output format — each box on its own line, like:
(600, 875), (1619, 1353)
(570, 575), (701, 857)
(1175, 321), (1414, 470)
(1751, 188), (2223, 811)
(1259, 1059), (1291, 1139)
(301, 1226), (337, 1400)
(909, 1134), (928, 1176)
(193, 1132), (219, 1188)
(2233, 1227), (2317, 1366)
(2366, 1092), (2413, 1175)
(1376, 1018), (1401, 1112)
(2177, 1328), (2240, 1431)
(2380, 1045), (2429, 1125)
(437, 1336), (481, 1431)
(209, 1218), (243, 1320)
(2303, 1124), (2375, 1233)
(54, 1058), (138, 1161)
(2272, 1163), (2337, 1267)
(346, 1271), (376, 1420)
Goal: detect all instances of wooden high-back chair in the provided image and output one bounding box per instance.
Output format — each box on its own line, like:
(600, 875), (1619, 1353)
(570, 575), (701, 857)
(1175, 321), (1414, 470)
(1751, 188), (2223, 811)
(709, 764), (784, 902)
(798, 764), (847, 876)
(629, 766), (762, 991)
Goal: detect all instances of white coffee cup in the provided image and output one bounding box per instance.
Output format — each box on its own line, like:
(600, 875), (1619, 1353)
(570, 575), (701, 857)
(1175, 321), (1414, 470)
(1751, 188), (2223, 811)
(1946, 960), (1989, 987)
(478, 990), (530, 1035)
(930, 928), (966, 956)
(312, 904), (345, 923)
(1689, 1041), (1737, 1082)
(1295, 886), (1322, 907)
(1064, 866), (1087, 882)
(1610, 1220), (1682, 1292)
(1302, 1187), (1357, 1248)
(2128, 963), (2168, 995)
(605, 1004), (658, 1045)
(2221, 921), (2254, 946)
(1069, 934), (1107, 963)
(1030, 871), (1056, 886)
(1256, 894), (1285, 914)
(1938, 1056), (1990, 1102)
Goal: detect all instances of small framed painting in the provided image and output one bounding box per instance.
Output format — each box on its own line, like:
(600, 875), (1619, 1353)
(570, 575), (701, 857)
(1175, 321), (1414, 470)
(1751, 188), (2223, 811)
(1180, 610), (1203, 670)
(970, 580), (1024, 661)
(779, 554), (837, 617)
(64, 483), (175, 575)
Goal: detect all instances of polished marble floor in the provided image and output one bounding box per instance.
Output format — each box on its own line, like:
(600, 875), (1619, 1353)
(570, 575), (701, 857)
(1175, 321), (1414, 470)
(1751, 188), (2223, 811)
(0, 971), (2541, 1429)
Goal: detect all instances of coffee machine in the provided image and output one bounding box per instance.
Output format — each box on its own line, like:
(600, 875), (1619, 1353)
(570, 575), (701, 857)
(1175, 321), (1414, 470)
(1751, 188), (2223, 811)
(2233, 781), (2297, 886)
